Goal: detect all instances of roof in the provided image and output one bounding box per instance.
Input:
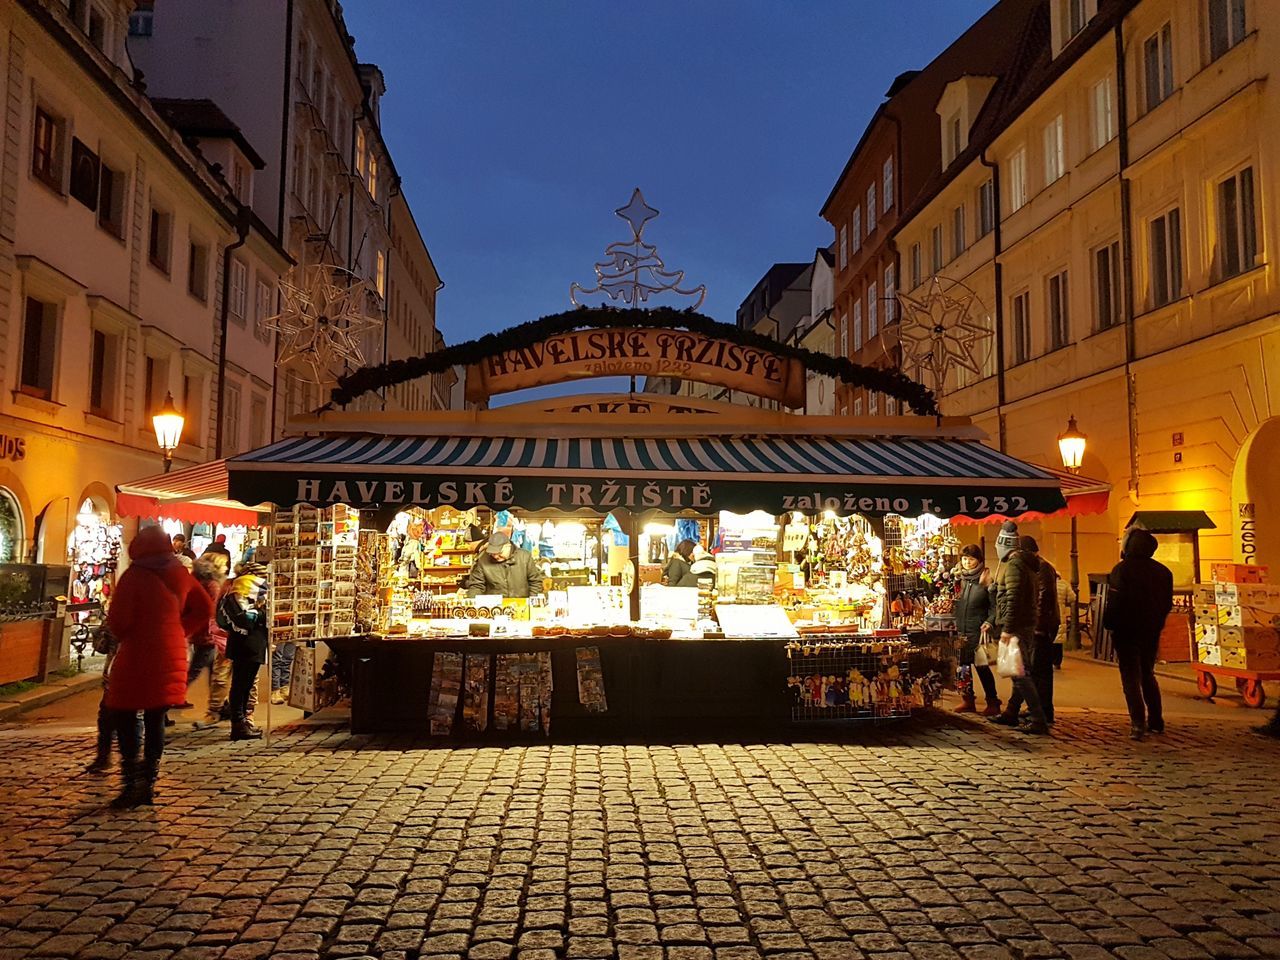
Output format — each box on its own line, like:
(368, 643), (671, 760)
(816, 246), (835, 267)
(1127, 511), (1218, 533)
(150, 98), (267, 169)
(222, 432), (1065, 519)
(116, 460), (265, 526)
(895, 0), (1141, 228)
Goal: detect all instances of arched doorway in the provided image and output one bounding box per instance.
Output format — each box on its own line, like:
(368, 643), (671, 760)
(1232, 418), (1280, 569)
(0, 487), (22, 563)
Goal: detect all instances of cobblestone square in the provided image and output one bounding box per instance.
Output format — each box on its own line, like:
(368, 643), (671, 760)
(3, 688), (1280, 960)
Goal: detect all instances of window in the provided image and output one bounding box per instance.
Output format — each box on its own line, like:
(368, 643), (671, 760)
(869, 393), (879, 416)
(1093, 241), (1122, 329)
(224, 383), (242, 457)
(1047, 271), (1070, 350)
(867, 281), (878, 339)
(1208, 0), (1247, 61)
(946, 112), (962, 164)
(232, 159), (249, 202)
(355, 127), (367, 180)
(1217, 166), (1257, 279)
(148, 205), (172, 273)
(128, 1), (153, 36)
(306, 161), (318, 215)
(978, 179), (995, 237)
(98, 161), (125, 238)
(930, 224), (944, 274)
(87, 5), (106, 51)
(886, 398), (897, 416)
(254, 277), (274, 341)
(187, 240), (209, 302)
(375, 250), (387, 298)
(1043, 115), (1065, 184)
(882, 157), (894, 211)
(1009, 147), (1028, 211)
(250, 395), (268, 449)
(183, 374), (202, 443)
(951, 205), (966, 260)
(20, 296), (57, 399)
(1090, 77), (1115, 151)
(368, 153), (379, 200)
(1143, 24), (1174, 112)
(69, 139), (99, 209)
(853, 396), (864, 417)
(838, 225), (848, 270)
(143, 355), (168, 416)
(89, 328), (121, 419)
(1150, 207), (1183, 306)
(853, 301), (864, 351)
(1066, 0), (1087, 38)
(32, 106), (65, 192)
(851, 208), (862, 253)
(884, 265), (896, 324)
(838, 314), (848, 357)
(910, 242), (922, 289)
(229, 258), (248, 323)
(865, 185), (877, 235)
(1011, 292), (1031, 364)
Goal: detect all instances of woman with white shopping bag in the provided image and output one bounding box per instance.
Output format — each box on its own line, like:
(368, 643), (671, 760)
(986, 521), (1050, 735)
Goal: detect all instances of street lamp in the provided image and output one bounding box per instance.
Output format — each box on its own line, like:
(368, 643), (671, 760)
(152, 392), (185, 474)
(1057, 415), (1087, 650)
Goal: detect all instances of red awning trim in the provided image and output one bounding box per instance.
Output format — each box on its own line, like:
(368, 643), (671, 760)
(950, 468), (1110, 526)
(115, 460), (266, 526)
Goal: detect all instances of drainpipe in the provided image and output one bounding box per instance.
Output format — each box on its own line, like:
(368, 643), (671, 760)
(215, 204), (252, 459)
(1115, 20), (1141, 501)
(276, 0), (296, 241)
(885, 110), (904, 379)
(979, 149), (1007, 452)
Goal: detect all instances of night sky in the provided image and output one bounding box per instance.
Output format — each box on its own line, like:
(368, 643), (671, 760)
(341, 0), (996, 398)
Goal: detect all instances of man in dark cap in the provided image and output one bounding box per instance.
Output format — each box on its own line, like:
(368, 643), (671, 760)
(988, 521), (1050, 734)
(466, 531), (544, 598)
(1103, 526), (1173, 740)
(1000, 536), (1061, 725)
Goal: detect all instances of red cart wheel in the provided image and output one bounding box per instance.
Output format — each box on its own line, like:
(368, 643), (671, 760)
(1196, 671), (1217, 698)
(1241, 679), (1266, 709)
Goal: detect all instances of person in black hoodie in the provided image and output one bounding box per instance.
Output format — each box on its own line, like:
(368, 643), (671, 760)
(1103, 527), (1173, 740)
(1001, 536), (1061, 724)
(988, 521), (1050, 734)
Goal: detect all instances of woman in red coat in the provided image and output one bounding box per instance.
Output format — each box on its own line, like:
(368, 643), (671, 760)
(104, 525), (213, 808)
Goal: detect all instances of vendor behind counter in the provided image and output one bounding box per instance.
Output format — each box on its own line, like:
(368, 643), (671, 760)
(466, 532), (545, 597)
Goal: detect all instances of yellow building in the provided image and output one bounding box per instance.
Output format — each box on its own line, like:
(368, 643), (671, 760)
(893, 0), (1278, 584)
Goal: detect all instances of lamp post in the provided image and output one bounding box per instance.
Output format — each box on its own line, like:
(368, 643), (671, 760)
(1058, 415), (1087, 650)
(152, 392), (185, 474)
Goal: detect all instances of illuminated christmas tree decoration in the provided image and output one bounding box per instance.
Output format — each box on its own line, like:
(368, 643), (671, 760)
(886, 276), (993, 394)
(265, 264), (383, 384)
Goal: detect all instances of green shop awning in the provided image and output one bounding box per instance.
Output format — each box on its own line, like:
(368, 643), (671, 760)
(226, 433), (1065, 519)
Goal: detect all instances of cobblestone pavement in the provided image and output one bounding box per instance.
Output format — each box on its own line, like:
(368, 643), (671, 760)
(2, 710), (1279, 960)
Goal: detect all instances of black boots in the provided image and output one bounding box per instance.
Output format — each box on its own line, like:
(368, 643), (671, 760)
(109, 760), (156, 809)
(230, 719), (263, 741)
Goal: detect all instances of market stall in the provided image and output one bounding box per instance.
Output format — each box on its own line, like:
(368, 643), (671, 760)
(202, 392), (1063, 736)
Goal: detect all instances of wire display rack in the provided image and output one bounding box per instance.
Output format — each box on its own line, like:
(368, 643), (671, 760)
(787, 636), (938, 722)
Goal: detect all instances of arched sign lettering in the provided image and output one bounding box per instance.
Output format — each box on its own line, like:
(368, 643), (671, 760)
(464, 327), (806, 408)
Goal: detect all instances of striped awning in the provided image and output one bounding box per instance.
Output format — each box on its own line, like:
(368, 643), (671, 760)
(117, 460), (267, 526)
(950, 468), (1109, 525)
(226, 433), (1065, 519)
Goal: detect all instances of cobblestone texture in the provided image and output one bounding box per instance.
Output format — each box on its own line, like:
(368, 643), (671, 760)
(1, 713), (1279, 960)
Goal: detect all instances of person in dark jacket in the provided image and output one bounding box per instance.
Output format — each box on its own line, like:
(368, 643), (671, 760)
(201, 534), (232, 562)
(465, 532), (544, 598)
(662, 539), (698, 587)
(1103, 527), (1173, 740)
(952, 544), (1000, 715)
(988, 521), (1049, 734)
(218, 562), (269, 741)
(1001, 537), (1061, 724)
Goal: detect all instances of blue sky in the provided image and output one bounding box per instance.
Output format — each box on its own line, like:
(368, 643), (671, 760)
(343, 1), (996, 373)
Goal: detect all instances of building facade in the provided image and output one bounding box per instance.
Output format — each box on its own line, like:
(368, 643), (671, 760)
(385, 191), (452, 411)
(0, 0), (288, 563)
(894, 0), (1279, 580)
(129, 0), (443, 418)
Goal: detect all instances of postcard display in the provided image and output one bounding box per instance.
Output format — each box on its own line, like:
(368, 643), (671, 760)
(271, 505), (357, 712)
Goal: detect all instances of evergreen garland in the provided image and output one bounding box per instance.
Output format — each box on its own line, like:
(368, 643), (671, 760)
(328, 306), (938, 415)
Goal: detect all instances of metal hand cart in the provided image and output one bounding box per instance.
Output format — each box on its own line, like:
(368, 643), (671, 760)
(1194, 663), (1280, 708)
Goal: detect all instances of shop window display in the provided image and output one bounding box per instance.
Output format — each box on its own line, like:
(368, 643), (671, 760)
(68, 500), (121, 605)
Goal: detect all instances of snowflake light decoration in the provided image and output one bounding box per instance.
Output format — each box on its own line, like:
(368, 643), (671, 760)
(265, 264), (382, 384)
(570, 188), (706, 308)
(888, 276), (993, 393)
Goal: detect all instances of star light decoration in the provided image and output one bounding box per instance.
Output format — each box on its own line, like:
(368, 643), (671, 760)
(570, 188), (707, 308)
(888, 276), (994, 393)
(265, 264), (382, 384)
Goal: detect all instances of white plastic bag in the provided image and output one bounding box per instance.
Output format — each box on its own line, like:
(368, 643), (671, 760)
(996, 634), (1026, 678)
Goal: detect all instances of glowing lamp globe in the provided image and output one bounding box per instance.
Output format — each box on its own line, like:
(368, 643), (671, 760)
(1057, 415), (1087, 474)
(152, 392), (185, 455)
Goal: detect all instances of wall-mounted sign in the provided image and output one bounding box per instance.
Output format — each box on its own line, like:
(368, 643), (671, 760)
(464, 328), (806, 409)
(0, 435), (26, 462)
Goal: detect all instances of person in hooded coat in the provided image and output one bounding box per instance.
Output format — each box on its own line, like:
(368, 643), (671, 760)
(952, 544), (1000, 715)
(1000, 536), (1061, 724)
(988, 521), (1050, 734)
(1103, 527), (1173, 739)
(218, 561), (270, 741)
(104, 526), (213, 807)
